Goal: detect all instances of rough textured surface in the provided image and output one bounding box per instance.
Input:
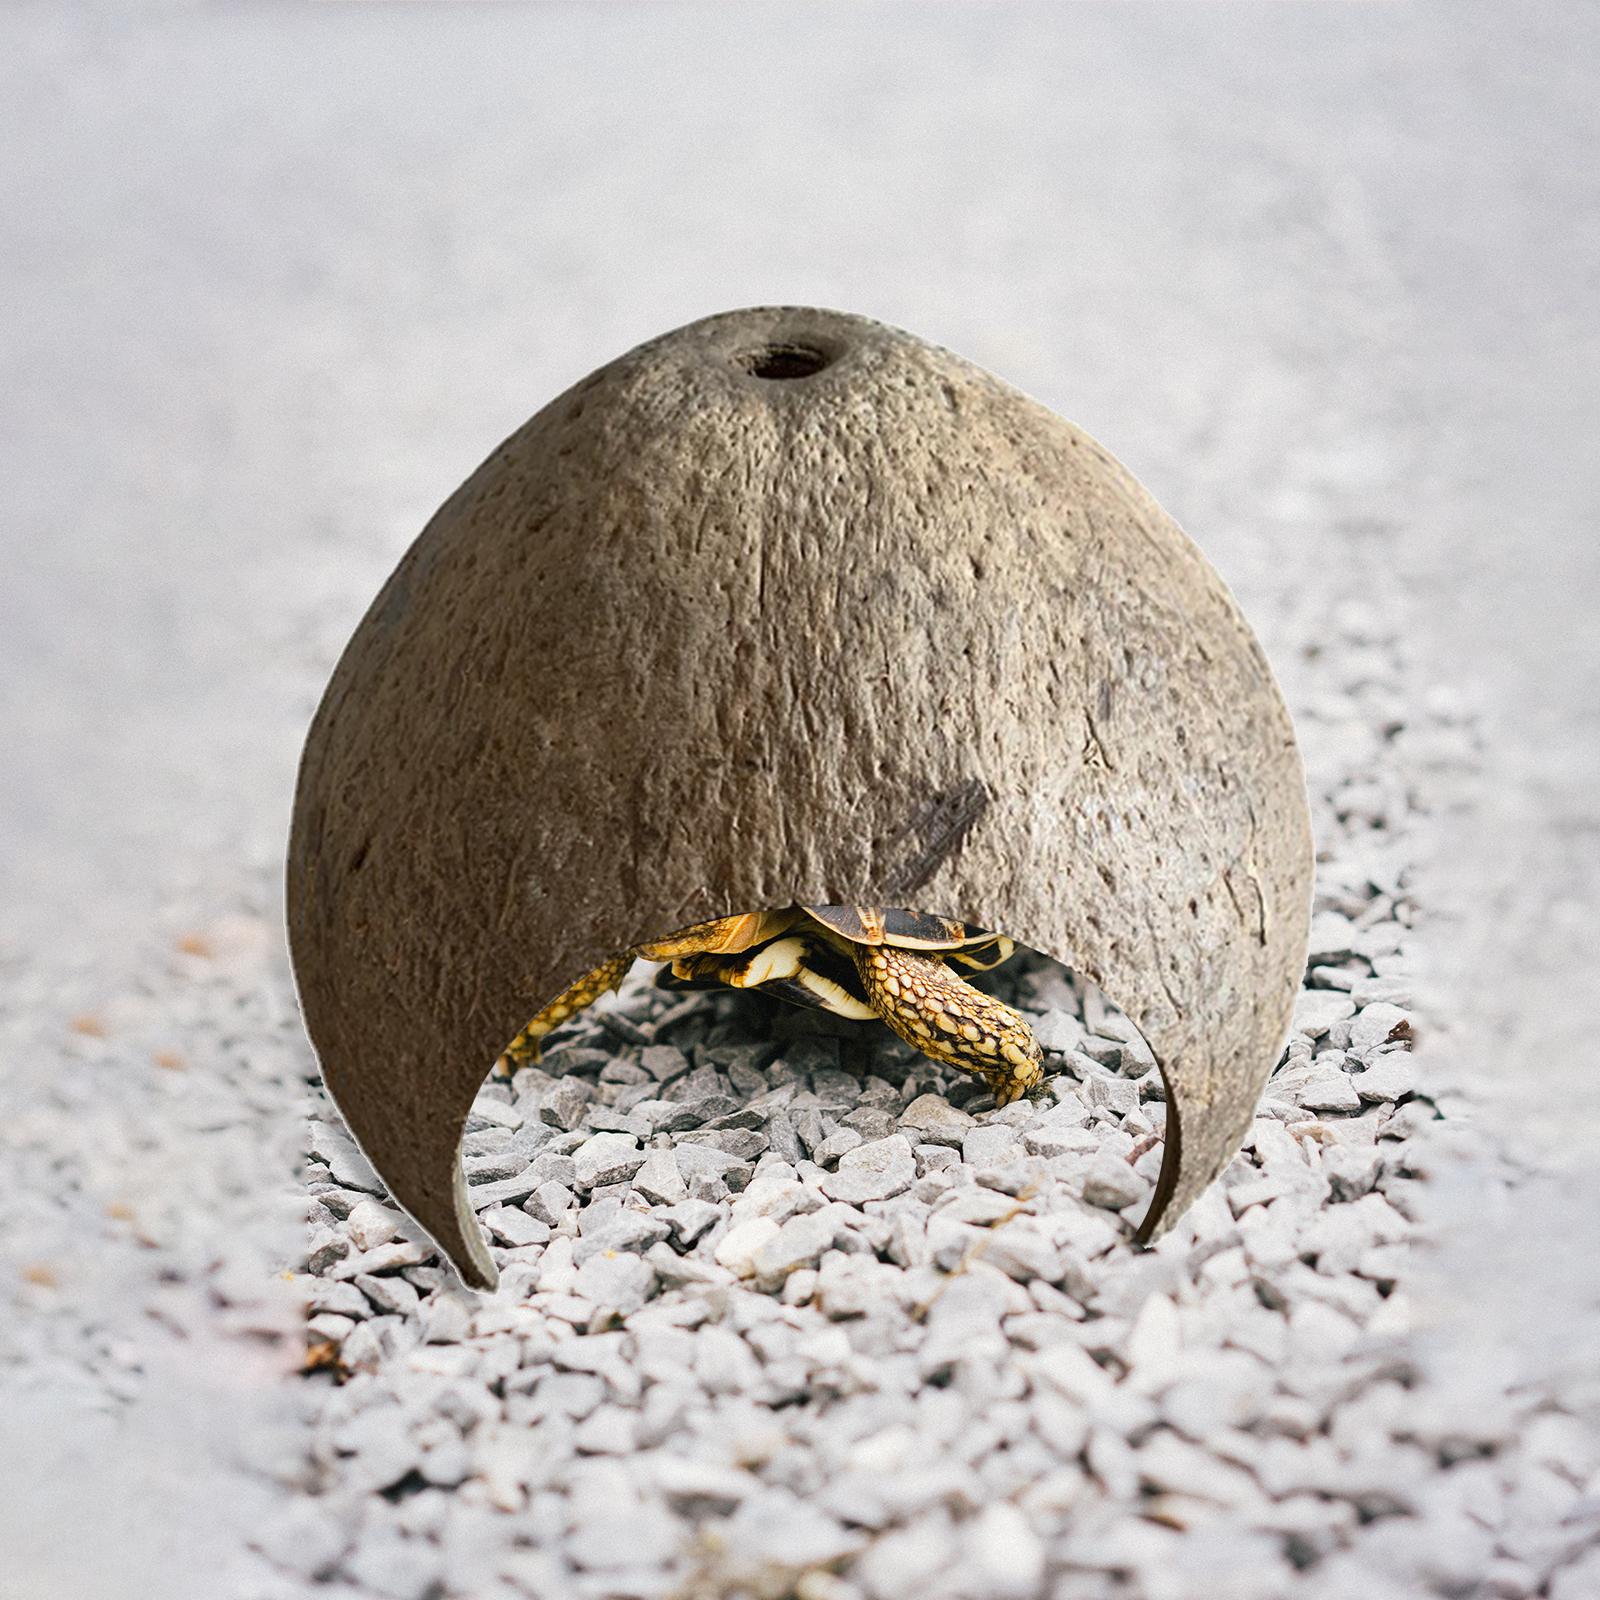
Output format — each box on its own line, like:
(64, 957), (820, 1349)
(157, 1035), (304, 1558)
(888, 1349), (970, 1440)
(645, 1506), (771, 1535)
(287, 308), (1313, 1287)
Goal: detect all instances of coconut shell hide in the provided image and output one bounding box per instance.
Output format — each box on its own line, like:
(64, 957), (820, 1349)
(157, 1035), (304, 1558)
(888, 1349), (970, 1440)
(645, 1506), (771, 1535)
(286, 307), (1313, 1290)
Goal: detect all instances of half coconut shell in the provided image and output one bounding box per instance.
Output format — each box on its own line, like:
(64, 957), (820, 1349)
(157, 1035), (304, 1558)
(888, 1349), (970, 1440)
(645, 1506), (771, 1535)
(287, 307), (1313, 1290)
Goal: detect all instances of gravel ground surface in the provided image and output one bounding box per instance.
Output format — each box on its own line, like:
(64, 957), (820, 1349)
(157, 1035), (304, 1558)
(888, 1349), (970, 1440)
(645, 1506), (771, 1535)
(3, 5), (1598, 1599)
(269, 562), (1593, 1600)
(282, 623), (1458, 1600)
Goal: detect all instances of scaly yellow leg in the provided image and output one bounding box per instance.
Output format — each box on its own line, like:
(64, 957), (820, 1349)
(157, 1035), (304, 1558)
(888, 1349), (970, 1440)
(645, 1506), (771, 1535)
(497, 912), (781, 1072)
(498, 951), (633, 1071)
(851, 943), (1043, 1105)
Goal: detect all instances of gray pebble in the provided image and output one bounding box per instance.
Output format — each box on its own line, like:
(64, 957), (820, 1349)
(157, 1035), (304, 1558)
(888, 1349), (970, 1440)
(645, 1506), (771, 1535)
(540, 1078), (594, 1131)
(593, 1009), (651, 1047)
(1550, 1548), (1600, 1600)
(583, 1105), (644, 1135)
(1350, 1002), (1412, 1052)
(307, 1229), (349, 1274)
(812, 1126), (864, 1167)
(639, 1043), (692, 1082)
(1293, 989), (1358, 1038)
(656, 1199), (721, 1246)
(574, 1252), (657, 1314)
(812, 1066), (864, 1105)
(700, 1041), (776, 1079)
(1077, 1036), (1128, 1070)
(1083, 1075), (1138, 1118)
(818, 1135), (916, 1204)
(765, 1111), (806, 1165)
(671, 1063), (728, 1102)
(1351, 975), (1413, 1008)
(461, 1171), (541, 1210)
(482, 1206), (552, 1248)
(1351, 1053), (1416, 1102)
(1079, 1151), (1145, 1210)
(572, 1405), (638, 1455)
(356, 1272), (420, 1317)
(420, 1293), (471, 1343)
(713, 1216), (781, 1276)
(308, 1279), (371, 1318)
(962, 1123), (1022, 1168)
(339, 1196), (395, 1254)
(983, 1217), (1060, 1282)
(719, 1488), (860, 1569)
(815, 1252), (903, 1318)
(307, 1124), (384, 1193)
(463, 1151), (531, 1183)
(572, 1132), (646, 1191)
(962, 1503), (1046, 1600)
(629, 1098), (705, 1133)
(791, 1107), (830, 1154)
(524, 1179), (576, 1225)
(632, 1147), (687, 1205)
(899, 1094), (976, 1147)
(673, 1143), (755, 1196)
(529, 1148), (579, 1184)
(331, 1238), (432, 1279)
(1023, 1109), (1096, 1159)
(250, 1500), (350, 1580)
(573, 1210), (669, 1262)
(679, 1126), (767, 1161)
(468, 1097), (524, 1130)
(1306, 911), (1359, 963)
(752, 1210), (838, 1290)
(344, 1529), (443, 1600)
(418, 1432), (471, 1487)
(1033, 1009), (1087, 1054)
(1298, 1073), (1363, 1113)
(841, 1105), (899, 1141)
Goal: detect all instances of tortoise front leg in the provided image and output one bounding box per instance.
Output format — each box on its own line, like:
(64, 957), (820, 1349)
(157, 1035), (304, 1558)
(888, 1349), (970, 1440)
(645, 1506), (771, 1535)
(498, 913), (776, 1071)
(850, 944), (1043, 1105)
(499, 951), (633, 1071)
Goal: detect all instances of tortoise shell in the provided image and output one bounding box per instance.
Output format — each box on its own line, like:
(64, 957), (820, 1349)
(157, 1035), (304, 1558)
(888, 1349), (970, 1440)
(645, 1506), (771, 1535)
(803, 904), (991, 950)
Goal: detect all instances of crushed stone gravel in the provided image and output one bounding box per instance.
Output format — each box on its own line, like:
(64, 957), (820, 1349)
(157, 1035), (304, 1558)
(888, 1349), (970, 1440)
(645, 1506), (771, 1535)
(254, 584), (1594, 1599)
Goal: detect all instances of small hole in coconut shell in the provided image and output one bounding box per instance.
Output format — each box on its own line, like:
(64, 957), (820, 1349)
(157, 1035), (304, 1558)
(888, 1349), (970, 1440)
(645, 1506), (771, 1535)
(735, 342), (834, 381)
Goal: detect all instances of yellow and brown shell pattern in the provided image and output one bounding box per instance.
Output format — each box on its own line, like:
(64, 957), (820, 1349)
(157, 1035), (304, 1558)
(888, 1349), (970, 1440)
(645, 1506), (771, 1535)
(503, 904), (1044, 1105)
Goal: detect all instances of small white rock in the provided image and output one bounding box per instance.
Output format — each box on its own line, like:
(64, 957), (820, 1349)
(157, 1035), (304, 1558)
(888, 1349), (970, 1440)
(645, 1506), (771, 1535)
(714, 1215), (782, 1276)
(1292, 990), (1357, 1038)
(1080, 1151), (1145, 1210)
(344, 1197), (400, 1251)
(1351, 1053), (1416, 1102)
(1297, 1073), (1362, 1113)
(962, 1502), (1046, 1598)
(1350, 1002), (1411, 1051)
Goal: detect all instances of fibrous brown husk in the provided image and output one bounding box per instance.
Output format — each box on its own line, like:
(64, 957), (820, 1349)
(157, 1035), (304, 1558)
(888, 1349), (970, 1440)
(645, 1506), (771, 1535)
(287, 307), (1313, 1290)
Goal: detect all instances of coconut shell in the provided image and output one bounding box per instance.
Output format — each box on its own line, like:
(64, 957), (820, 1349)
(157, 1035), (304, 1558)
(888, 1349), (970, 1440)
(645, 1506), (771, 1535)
(286, 307), (1313, 1291)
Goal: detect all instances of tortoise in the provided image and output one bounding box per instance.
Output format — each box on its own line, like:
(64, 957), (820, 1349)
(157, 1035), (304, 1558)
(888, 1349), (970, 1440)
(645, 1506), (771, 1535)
(501, 905), (1045, 1105)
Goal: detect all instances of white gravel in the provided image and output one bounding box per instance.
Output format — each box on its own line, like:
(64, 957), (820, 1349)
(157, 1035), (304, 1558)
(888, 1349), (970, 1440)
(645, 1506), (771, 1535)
(261, 578), (1552, 1600)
